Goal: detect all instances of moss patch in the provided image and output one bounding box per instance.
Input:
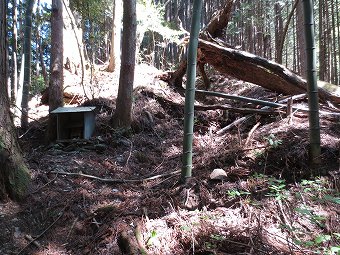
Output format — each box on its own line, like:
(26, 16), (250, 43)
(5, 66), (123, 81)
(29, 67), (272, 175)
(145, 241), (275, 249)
(7, 156), (30, 200)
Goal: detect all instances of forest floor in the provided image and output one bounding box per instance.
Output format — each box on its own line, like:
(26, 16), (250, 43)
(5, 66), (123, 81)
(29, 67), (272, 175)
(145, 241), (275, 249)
(1, 64), (340, 255)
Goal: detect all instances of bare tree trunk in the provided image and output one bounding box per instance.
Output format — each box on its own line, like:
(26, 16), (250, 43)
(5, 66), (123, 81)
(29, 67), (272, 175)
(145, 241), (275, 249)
(107, 0), (117, 72)
(296, 1), (307, 78)
(35, 0), (48, 86)
(324, 0), (331, 82)
(10, 0), (18, 104)
(111, 0), (137, 129)
(21, 0), (36, 130)
(0, 0), (30, 200)
(107, 0), (122, 72)
(337, 0), (340, 84)
(274, 2), (283, 62)
(319, 0), (326, 81)
(330, 0), (338, 84)
(47, 0), (64, 142)
(277, 0), (299, 64)
(38, 38), (48, 86)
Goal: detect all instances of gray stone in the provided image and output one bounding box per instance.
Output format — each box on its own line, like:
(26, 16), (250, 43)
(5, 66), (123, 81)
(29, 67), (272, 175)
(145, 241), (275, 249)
(210, 168), (228, 180)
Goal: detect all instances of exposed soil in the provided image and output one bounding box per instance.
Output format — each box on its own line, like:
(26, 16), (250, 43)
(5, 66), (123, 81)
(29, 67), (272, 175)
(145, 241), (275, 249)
(1, 65), (339, 255)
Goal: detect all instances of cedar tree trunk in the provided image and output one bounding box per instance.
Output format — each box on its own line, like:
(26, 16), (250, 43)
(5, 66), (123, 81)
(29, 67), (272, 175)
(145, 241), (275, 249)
(21, 0), (36, 130)
(47, 0), (64, 142)
(111, 0), (136, 128)
(0, 1), (30, 200)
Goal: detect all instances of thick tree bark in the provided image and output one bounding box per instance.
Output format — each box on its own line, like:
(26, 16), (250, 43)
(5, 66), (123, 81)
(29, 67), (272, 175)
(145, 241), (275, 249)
(202, 0), (235, 38)
(47, 0), (64, 142)
(35, 0), (48, 86)
(274, 2), (283, 63)
(0, 1), (30, 200)
(197, 39), (340, 104)
(38, 38), (48, 86)
(318, 0), (326, 81)
(21, 0), (36, 130)
(10, 0), (18, 104)
(111, 0), (137, 128)
(297, 0), (307, 78)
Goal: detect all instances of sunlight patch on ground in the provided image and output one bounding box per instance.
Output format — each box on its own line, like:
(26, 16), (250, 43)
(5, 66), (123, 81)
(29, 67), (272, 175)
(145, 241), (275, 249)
(33, 243), (69, 255)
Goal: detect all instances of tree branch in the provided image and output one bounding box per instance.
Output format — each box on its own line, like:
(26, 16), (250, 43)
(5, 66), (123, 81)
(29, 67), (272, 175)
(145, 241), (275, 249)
(50, 170), (181, 183)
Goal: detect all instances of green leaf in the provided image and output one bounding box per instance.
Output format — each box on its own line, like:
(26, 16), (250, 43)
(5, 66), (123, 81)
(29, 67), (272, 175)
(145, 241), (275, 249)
(312, 215), (326, 221)
(314, 235), (331, 244)
(304, 240), (315, 247)
(323, 195), (340, 204)
(211, 234), (224, 241)
(150, 229), (157, 238)
(333, 233), (340, 239)
(330, 246), (340, 254)
(180, 225), (191, 231)
(295, 207), (312, 215)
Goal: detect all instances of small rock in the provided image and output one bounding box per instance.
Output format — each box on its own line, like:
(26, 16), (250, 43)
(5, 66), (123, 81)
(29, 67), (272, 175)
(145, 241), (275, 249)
(13, 227), (21, 238)
(116, 155), (125, 164)
(210, 169), (228, 180)
(96, 136), (105, 142)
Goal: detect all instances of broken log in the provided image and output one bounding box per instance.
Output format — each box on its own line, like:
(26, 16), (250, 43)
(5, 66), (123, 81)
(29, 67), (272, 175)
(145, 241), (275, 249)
(159, 0), (235, 89)
(201, 0), (235, 39)
(197, 39), (340, 104)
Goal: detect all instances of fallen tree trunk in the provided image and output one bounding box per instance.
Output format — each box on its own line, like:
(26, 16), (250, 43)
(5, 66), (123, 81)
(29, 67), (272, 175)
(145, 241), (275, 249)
(202, 0), (235, 38)
(159, 0), (235, 89)
(198, 39), (340, 104)
(159, 0), (340, 105)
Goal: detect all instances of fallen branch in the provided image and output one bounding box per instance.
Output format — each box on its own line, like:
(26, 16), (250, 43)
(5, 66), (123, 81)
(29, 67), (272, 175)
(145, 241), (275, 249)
(198, 89), (340, 116)
(140, 88), (282, 115)
(143, 87), (340, 118)
(24, 235), (40, 248)
(67, 217), (79, 239)
(245, 122), (261, 146)
(50, 170), (181, 183)
(196, 89), (283, 108)
(194, 104), (283, 115)
(216, 116), (253, 136)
